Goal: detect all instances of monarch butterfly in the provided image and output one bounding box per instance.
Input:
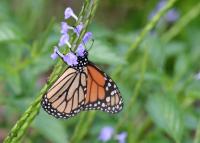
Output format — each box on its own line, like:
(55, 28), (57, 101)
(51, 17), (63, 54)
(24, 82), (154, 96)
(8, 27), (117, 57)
(41, 50), (123, 119)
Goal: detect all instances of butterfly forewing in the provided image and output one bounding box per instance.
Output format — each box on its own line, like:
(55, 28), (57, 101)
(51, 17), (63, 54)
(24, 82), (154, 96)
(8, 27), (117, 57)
(84, 62), (123, 114)
(41, 67), (87, 119)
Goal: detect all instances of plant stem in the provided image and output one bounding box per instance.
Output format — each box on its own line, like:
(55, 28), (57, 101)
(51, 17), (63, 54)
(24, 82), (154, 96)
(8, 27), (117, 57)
(70, 111), (96, 143)
(194, 121), (200, 143)
(116, 47), (148, 131)
(161, 2), (200, 43)
(113, 0), (178, 79)
(3, 1), (97, 143)
(126, 0), (178, 61)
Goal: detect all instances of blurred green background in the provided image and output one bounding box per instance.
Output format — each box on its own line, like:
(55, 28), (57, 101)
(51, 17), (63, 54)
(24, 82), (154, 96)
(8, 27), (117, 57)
(0, 0), (200, 143)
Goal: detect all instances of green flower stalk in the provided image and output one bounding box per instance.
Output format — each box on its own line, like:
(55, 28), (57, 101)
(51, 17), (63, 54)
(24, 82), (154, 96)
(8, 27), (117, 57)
(3, 0), (99, 142)
(126, 0), (178, 62)
(161, 1), (200, 43)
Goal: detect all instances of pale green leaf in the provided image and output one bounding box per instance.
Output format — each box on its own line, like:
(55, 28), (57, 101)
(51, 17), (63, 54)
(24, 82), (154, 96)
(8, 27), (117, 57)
(146, 95), (184, 143)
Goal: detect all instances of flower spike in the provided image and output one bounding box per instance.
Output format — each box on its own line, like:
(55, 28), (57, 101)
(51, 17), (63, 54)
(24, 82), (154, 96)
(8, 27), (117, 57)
(64, 7), (78, 21)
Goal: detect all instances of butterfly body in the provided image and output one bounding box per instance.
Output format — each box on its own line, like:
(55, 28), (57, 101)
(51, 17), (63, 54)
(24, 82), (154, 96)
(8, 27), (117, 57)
(41, 50), (123, 119)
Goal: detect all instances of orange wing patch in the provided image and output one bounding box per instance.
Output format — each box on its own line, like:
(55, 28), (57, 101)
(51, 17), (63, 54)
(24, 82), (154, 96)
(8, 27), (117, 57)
(84, 63), (123, 114)
(86, 65), (106, 104)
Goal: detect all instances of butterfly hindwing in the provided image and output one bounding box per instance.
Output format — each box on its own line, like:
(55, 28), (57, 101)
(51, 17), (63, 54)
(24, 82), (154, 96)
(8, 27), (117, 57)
(84, 62), (123, 114)
(41, 67), (87, 119)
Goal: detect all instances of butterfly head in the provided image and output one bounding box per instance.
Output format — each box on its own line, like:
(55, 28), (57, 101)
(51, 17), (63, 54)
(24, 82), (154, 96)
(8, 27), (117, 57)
(71, 49), (88, 70)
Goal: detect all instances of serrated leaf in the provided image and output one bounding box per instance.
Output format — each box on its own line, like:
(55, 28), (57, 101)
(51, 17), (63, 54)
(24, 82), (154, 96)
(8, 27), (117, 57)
(146, 95), (184, 142)
(33, 111), (68, 143)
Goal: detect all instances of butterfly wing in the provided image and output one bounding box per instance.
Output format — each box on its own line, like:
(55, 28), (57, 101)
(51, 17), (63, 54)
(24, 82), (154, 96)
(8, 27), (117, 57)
(41, 67), (87, 119)
(84, 62), (123, 114)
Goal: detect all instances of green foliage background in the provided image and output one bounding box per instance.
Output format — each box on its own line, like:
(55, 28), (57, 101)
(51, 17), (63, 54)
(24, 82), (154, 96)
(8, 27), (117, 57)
(0, 0), (200, 143)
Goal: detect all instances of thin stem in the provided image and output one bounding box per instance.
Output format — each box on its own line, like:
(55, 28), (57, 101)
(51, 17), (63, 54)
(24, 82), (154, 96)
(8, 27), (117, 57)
(3, 1), (96, 143)
(70, 113), (87, 143)
(116, 47), (148, 131)
(113, 0), (178, 80)
(194, 120), (200, 143)
(71, 111), (96, 143)
(126, 0), (178, 61)
(161, 2), (200, 43)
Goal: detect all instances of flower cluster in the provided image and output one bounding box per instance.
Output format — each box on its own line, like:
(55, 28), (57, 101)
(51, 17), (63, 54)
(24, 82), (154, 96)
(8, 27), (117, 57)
(51, 7), (93, 66)
(98, 126), (127, 143)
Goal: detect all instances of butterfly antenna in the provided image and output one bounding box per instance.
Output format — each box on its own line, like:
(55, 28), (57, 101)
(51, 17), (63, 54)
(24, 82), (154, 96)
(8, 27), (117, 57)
(72, 25), (94, 52)
(87, 38), (94, 51)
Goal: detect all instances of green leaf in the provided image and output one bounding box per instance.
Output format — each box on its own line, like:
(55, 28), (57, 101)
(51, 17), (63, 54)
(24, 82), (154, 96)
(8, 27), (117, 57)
(6, 73), (22, 95)
(0, 23), (20, 42)
(146, 95), (184, 143)
(33, 111), (68, 143)
(143, 35), (165, 68)
(89, 40), (126, 65)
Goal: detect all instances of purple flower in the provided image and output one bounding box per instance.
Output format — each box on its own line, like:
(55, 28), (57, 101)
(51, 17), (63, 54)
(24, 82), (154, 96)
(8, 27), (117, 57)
(98, 126), (114, 142)
(165, 8), (180, 23)
(76, 43), (85, 57)
(156, 0), (166, 11)
(116, 132), (127, 143)
(51, 46), (65, 60)
(61, 22), (73, 34)
(148, 0), (166, 20)
(59, 34), (71, 48)
(51, 47), (59, 60)
(74, 23), (84, 36)
(83, 32), (93, 44)
(63, 52), (78, 66)
(64, 7), (78, 21)
(148, 0), (179, 23)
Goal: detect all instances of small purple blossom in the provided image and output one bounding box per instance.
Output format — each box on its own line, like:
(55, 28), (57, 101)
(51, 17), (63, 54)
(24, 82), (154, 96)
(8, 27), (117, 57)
(156, 0), (166, 11)
(51, 46), (65, 60)
(98, 126), (114, 142)
(59, 34), (71, 48)
(165, 8), (180, 23)
(116, 132), (127, 143)
(51, 48), (58, 60)
(74, 23), (84, 36)
(83, 32), (93, 44)
(63, 52), (78, 66)
(64, 7), (78, 21)
(148, 0), (179, 23)
(76, 43), (85, 57)
(61, 22), (73, 34)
